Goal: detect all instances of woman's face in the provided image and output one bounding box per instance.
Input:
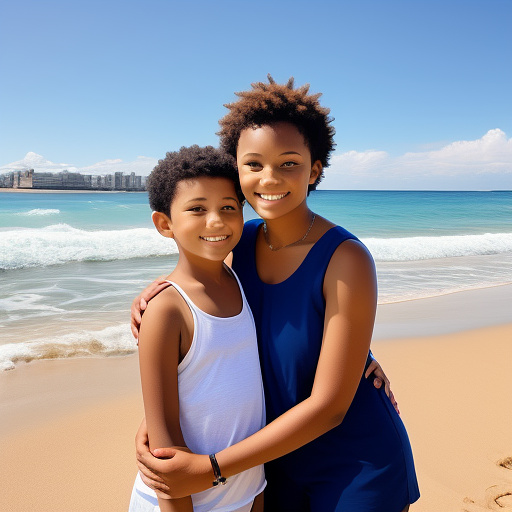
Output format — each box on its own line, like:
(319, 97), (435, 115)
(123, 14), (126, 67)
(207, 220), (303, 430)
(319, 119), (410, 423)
(236, 122), (321, 221)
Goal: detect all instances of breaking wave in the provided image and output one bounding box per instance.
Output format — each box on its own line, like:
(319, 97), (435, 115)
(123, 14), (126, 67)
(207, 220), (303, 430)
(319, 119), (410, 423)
(1, 224), (511, 270)
(0, 324), (135, 371)
(0, 224), (177, 269)
(17, 208), (60, 216)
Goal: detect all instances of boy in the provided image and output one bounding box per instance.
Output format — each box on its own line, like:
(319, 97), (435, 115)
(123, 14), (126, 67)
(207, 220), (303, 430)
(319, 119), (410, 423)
(129, 145), (265, 512)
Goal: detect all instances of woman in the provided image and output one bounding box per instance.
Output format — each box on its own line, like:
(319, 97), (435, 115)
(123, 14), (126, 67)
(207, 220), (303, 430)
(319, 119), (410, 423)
(131, 77), (419, 511)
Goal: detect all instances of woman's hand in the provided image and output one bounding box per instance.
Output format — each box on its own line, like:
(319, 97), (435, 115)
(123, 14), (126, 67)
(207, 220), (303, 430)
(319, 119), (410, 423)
(130, 277), (171, 339)
(135, 419), (212, 499)
(135, 418), (171, 497)
(364, 358), (399, 415)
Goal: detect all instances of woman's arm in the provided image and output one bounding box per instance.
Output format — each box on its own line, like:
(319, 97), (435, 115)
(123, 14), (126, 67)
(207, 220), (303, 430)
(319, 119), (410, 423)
(215, 239), (377, 471)
(129, 272), (396, 408)
(138, 290), (194, 511)
(138, 239), (378, 498)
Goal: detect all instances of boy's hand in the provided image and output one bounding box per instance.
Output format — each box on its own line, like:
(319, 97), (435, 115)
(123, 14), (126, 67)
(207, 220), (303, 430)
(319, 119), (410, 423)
(365, 358), (400, 415)
(130, 277), (171, 339)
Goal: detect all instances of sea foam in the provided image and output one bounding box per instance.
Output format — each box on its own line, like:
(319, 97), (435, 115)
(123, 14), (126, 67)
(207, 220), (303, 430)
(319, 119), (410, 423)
(0, 224), (177, 269)
(18, 208), (60, 216)
(1, 225), (510, 269)
(365, 232), (512, 262)
(0, 324), (135, 371)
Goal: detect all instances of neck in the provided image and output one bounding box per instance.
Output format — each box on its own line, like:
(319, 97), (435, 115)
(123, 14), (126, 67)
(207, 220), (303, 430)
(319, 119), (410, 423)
(263, 204), (315, 249)
(171, 255), (227, 286)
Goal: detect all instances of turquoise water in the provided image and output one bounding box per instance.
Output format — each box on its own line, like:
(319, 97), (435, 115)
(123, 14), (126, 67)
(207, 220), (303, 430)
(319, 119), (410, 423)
(2, 190), (511, 235)
(1, 190), (511, 370)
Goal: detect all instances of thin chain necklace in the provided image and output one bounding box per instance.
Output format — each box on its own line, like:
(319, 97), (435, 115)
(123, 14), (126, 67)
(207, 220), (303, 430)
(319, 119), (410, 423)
(263, 213), (316, 251)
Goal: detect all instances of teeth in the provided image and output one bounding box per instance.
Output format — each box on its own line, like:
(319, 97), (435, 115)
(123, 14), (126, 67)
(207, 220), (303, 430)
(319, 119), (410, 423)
(259, 193), (287, 201)
(201, 235), (228, 242)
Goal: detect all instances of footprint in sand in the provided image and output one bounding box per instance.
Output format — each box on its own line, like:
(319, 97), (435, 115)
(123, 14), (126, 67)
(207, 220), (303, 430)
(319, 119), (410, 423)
(498, 457), (512, 471)
(461, 457), (512, 511)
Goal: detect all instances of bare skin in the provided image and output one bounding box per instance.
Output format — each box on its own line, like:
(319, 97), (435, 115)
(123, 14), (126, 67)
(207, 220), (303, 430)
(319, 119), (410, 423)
(137, 177), (250, 511)
(132, 123), (410, 509)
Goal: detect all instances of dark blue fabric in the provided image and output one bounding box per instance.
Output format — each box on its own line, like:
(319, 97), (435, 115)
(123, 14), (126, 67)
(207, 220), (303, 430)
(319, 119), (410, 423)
(232, 219), (420, 512)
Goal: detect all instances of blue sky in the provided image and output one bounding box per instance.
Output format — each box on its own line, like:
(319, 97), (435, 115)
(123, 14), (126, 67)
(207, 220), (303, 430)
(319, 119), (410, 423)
(1, 0), (511, 189)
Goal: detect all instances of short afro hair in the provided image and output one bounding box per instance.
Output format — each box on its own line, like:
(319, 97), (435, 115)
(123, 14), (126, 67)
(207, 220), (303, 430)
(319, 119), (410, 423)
(147, 145), (243, 215)
(218, 75), (335, 191)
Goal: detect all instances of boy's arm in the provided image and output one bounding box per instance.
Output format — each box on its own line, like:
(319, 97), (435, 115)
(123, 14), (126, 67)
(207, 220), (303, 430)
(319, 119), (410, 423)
(138, 289), (193, 512)
(130, 277), (171, 339)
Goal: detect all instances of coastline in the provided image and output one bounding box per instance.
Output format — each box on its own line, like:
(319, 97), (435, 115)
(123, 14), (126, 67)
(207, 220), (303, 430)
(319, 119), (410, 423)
(0, 188), (145, 193)
(374, 282), (512, 340)
(1, 286), (511, 511)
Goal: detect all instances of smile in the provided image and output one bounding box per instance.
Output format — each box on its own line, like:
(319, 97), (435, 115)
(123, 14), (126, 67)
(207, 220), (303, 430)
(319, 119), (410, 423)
(257, 192), (289, 201)
(200, 235), (229, 242)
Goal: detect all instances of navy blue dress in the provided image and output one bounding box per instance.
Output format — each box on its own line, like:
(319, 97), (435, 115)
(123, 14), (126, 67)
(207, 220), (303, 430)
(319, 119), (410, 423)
(232, 219), (420, 512)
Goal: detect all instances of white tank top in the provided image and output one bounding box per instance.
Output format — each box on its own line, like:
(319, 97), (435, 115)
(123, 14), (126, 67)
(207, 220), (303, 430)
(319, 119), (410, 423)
(135, 269), (266, 512)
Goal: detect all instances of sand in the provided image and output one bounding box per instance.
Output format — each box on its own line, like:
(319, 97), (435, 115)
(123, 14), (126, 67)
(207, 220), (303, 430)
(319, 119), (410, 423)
(1, 285), (511, 511)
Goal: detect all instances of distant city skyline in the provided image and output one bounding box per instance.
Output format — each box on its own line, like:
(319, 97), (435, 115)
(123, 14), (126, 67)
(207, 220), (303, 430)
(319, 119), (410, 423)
(1, 0), (511, 190)
(1, 168), (146, 191)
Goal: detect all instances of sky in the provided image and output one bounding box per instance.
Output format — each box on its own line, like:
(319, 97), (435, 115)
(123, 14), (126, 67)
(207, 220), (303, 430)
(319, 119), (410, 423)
(0, 0), (511, 190)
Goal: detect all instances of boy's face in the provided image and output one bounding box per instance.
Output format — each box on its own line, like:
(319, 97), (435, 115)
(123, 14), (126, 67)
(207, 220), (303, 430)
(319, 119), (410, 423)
(153, 177), (243, 263)
(236, 121), (321, 221)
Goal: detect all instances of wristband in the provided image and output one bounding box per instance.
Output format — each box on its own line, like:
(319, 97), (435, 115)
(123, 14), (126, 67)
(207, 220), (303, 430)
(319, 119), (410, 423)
(209, 453), (227, 486)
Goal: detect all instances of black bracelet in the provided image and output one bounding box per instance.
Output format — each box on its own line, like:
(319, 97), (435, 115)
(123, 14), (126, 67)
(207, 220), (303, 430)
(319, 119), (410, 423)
(209, 453), (227, 486)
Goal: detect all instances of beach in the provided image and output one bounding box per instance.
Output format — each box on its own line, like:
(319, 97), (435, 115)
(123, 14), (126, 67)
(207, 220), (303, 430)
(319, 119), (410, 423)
(1, 189), (511, 510)
(1, 285), (511, 511)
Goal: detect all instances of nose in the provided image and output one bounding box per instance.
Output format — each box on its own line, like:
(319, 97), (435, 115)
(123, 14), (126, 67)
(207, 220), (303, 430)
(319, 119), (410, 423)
(260, 166), (280, 187)
(206, 211), (225, 228)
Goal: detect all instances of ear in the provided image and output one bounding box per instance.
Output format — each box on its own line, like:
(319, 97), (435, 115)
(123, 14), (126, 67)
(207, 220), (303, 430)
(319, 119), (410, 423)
(309, 160), (323, 185)
(152, 211), (174, 238)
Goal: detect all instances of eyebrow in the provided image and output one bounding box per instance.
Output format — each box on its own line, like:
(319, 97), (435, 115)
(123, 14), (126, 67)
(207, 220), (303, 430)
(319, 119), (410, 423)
(241, 151), (301, 157)
(184, 196), (238, 203)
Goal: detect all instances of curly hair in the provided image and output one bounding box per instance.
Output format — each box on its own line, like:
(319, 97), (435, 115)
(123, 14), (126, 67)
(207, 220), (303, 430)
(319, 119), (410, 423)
(218, 75), (335, 191)
(147, 145), (243, 215)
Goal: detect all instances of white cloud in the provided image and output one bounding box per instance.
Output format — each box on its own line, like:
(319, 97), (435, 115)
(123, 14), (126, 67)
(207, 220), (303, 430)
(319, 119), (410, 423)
(330, 150), (389, 174)
(0, 152), (79, 173)
(321, 129), (512, 190)
(0, 153), (158, 176)
(399, 129), (512, 174)
(78, 156), (158, 175)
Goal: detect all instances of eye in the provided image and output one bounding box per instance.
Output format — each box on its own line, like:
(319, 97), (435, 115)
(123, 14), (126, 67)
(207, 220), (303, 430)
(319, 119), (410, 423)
(188, 206), (205, 212)
(222, 204), (239, 211)
(245, 161), (262, 170)
(282, 161), (298, 168)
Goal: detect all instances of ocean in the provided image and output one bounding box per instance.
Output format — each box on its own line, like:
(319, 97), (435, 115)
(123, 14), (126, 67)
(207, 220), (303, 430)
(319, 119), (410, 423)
(1, 190), (511, 370)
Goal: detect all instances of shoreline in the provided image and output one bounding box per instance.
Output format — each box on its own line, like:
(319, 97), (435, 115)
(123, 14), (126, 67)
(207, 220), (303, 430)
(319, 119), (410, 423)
(374, 282), (512, 340)
(1, 283), (510, 371)
(0, 188), (146, 193)
(1, 287), (511, 511)
(378, 280), (512, 306)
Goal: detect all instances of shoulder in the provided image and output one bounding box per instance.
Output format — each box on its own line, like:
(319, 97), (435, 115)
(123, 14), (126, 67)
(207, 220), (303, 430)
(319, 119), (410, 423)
(140, 285), (187, 332)
(331, 238), (374, 266)
(324, 239), (376, 290)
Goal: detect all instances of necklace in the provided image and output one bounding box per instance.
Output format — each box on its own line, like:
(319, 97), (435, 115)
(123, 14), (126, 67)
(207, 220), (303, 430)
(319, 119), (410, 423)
(263, 213), (316, 251)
